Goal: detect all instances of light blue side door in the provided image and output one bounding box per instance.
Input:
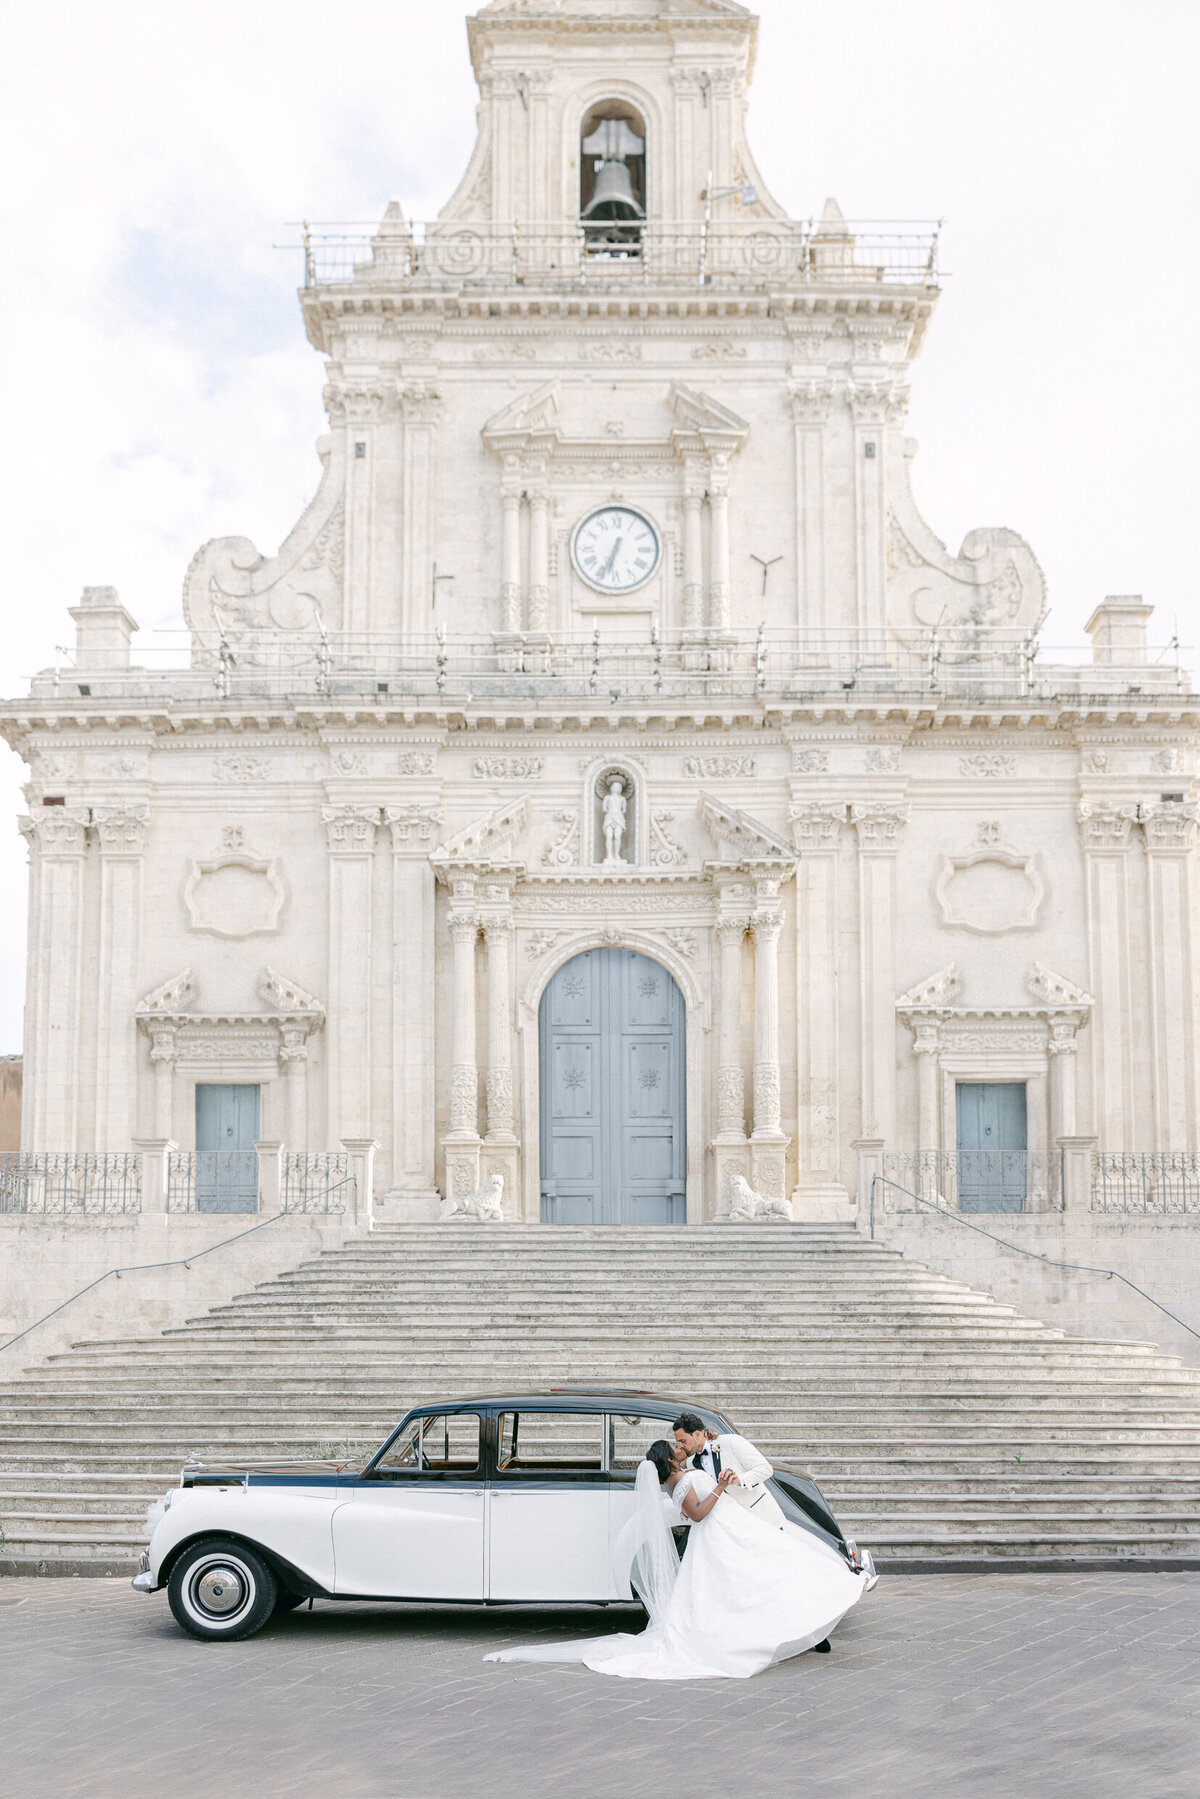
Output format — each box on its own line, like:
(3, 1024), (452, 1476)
(956, 1082), (1027, 1212)
(539, 949), (686, 1225)
(195, 1084), (260, 1213)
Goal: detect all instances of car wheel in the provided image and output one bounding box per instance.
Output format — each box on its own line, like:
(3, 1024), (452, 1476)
(167, 1538), (277, 1641)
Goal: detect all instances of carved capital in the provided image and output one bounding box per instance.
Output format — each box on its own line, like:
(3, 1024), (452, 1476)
(385, 805), (443, 852)
(449, 914), (481, 948)
(790, 804), (845, 851)
(717, 917), (749, 949)
(851, 805), (910, 852)
(148, 1024), (179, 1065)
(788, 380), (835, 425)
(92, 805), (150, 854)
(1076, 803), (1138, 851)
(20, 806), (90, 855)
(323, 806), (381, 854)
(751, 911), (785, 949)
(1139, 803), (1199, 853)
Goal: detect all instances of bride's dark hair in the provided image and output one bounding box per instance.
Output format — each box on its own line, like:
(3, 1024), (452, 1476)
(645, 1440), (674, 1485)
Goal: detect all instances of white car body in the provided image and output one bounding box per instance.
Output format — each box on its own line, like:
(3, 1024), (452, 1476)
(135, 1392), (870, 1638)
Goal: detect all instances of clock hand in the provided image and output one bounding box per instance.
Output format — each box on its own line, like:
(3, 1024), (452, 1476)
(601, 538), (623, 580)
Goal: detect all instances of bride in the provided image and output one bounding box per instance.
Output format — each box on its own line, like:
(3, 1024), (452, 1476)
(485, 1439), (871, 1681)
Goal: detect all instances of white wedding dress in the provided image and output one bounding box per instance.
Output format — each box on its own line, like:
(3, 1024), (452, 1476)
(485, 1466), (870, 1682)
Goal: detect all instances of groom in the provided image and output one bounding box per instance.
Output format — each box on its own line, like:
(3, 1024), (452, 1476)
(673, 1412), (786, 1529)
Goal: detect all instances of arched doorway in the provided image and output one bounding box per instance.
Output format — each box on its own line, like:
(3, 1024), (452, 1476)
(539, 948), (686, 1224)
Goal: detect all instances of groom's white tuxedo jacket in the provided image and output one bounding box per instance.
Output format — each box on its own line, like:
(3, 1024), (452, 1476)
(700, 1434), (786, 1529)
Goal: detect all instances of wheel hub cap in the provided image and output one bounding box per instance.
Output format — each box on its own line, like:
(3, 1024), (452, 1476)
(196, 1565), (245, 1615)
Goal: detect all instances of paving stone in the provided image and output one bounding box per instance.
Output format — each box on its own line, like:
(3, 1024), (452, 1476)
(1, 1574), (1198, 1799)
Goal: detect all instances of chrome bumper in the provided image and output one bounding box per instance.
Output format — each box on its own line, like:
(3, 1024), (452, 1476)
(131, 1552), (156, 1594)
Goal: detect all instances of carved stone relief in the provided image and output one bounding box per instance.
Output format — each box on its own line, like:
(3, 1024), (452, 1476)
(935, 846), (1045, 935)
(184, 840), (286, 939)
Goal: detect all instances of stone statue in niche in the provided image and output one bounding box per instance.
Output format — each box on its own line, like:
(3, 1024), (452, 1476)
(601, 776), (629, 866)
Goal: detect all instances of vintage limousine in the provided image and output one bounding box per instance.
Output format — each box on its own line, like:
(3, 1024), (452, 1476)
(134, 1390), (872, 1641)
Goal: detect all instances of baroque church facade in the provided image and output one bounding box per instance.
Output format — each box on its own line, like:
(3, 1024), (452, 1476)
(5, 0), (1196, 1226)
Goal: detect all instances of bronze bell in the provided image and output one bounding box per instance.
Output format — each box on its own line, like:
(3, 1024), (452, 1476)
(582, 157), (644, 222)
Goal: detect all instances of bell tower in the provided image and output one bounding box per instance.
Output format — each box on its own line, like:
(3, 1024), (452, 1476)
(448, 0), (781, 227)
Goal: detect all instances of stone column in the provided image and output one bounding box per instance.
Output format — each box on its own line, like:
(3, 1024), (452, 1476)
(848, 380), (904, 635)
(444, 900), (483, 1203)
(527, 487), (550, 631)
(280, 1026), (310, 1151)
(1048, 1021), (1079, 1143)
(18, 807), (90, 1149)
(791, 804), (847, 1211)
(708, 471), (731, 631)
(500, 466), (523, 633)
(750, 905), (788, 1202)
(92, 805), (149, 1150)
(398, 385), (442, 637)
(851, 806), (910, 1145)
(323, 806), (381, 1144)
(148, 1022), (179, 1141)
(682, 483), (705, 632)
(1140, 804), (1199, 1150)
(1077, 805), (1137, 1149)
(384, 807), (442, 1215)
(709, 912), (750, 1215)
(914, 1021), (941, 1155)
(482, 906), (519, 1215)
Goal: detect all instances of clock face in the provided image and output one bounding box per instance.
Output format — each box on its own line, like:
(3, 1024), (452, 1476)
(571, 507), (661, 595)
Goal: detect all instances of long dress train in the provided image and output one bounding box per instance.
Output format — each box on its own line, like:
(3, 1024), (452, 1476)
(485, 1467), (870, 1682)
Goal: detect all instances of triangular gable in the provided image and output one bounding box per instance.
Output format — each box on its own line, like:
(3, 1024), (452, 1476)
(700, 795), (796, 861)
(438, 797), (529, 862)
(481, 381), (562, 450)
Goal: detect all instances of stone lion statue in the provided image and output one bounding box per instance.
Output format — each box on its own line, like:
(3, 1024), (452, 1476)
(439, 1172), (506, 1222)
(727, 1174), (793, 1223)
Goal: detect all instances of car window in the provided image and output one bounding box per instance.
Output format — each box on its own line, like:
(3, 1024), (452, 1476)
(608, 1414), (677, 1472)
(376, 1413), (481, 1474)
(496, 1411), (604, 1472)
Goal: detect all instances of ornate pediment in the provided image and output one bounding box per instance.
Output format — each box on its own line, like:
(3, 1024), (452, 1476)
(897, 965), (962, 1010)
(700, 794), (796, 864)
(1027, 962), (1092, 1008)
(670, 382), (750, 451)
(437, 797), (529, 865)
(260, 968), (324, 1017)
(137, 970), (195, 1017)
(481, 381), (562, 451)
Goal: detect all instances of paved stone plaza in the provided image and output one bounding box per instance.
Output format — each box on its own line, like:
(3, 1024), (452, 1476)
(1, 1574), (1197, 1799)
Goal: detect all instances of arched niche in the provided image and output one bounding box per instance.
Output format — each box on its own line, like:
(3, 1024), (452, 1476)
(580, 98), (646, 249)
(581, 756), (645, 867)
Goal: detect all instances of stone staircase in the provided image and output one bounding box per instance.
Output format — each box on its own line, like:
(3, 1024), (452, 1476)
(3, 1223), (1199, 1573)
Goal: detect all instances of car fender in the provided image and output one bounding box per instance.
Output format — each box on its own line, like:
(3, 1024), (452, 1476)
(146, 1487), (346, 1593)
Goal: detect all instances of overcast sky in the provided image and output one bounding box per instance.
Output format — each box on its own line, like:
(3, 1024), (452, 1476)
(0, 0), (1197, 1052)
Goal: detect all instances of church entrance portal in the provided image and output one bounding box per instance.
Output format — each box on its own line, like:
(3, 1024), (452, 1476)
(538, 949), (686, 1225)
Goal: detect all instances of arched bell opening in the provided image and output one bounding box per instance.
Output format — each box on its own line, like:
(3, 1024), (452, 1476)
(580, 99), (646, 256)
(538, 947), (685, 1224)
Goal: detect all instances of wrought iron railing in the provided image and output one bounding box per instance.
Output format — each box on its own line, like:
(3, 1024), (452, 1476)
(1091, 1153), (1200, 1215)
(292, 218), (942, 292)
(0, 1152), (142, 1215)
(28, 626), (1189, 708)
(281, 1151), (351, 1214)
(167, 1150), (259, 1215)
(881, 1151), (1062, 1215)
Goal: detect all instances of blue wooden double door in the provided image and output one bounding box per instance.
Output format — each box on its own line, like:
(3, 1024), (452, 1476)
(539, 949), (686, 1225)
(195, 1083), (260, 1213)
(956, 1081), (1028, 1212)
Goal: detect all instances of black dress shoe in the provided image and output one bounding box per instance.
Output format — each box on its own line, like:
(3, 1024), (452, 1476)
(812, 1639), (832, 1653)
